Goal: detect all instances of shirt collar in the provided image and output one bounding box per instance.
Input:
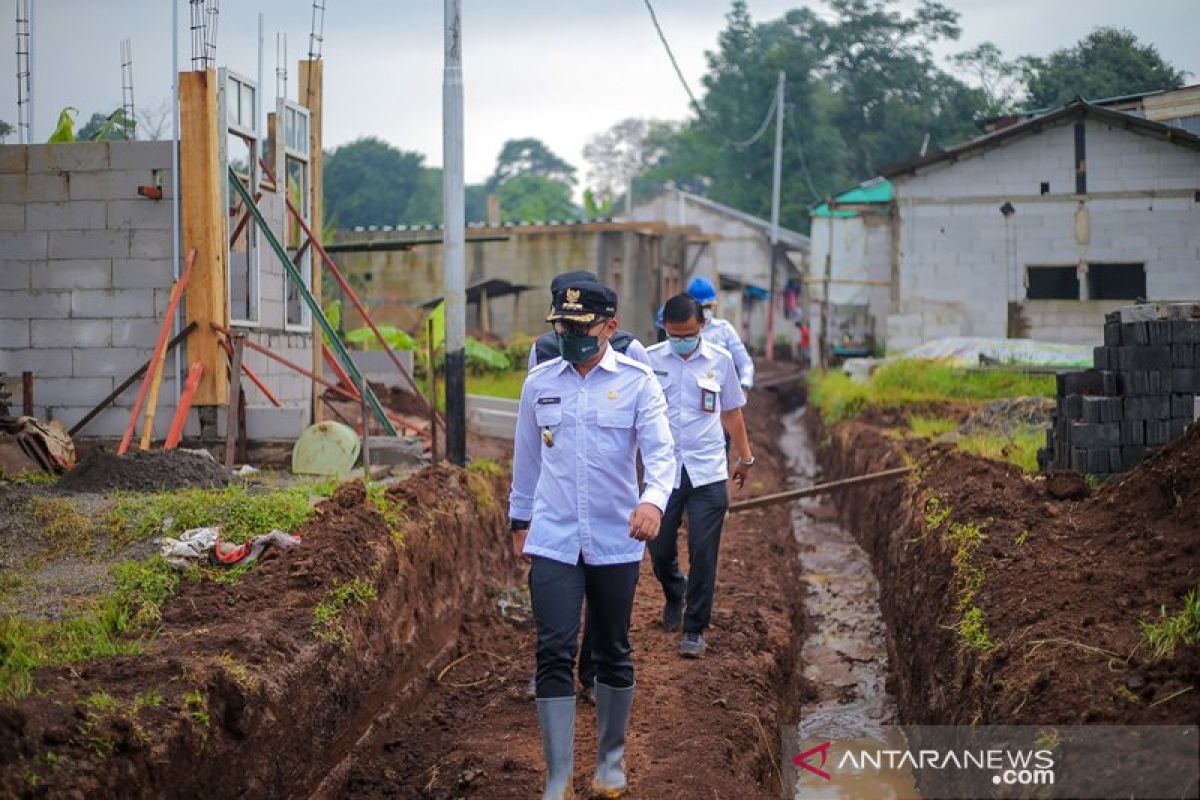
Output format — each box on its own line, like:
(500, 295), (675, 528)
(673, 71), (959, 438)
(668, 336), (712, 364)
(555, 341), (619, 375)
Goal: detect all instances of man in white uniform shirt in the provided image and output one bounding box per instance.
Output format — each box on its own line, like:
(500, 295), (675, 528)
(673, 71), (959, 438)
(686, 275), (755, 391)
(510, 279), (676, 800)
(645, 293), (755, 659)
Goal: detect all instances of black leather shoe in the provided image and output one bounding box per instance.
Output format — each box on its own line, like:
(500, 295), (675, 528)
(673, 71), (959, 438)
(662, 599), (682, 632)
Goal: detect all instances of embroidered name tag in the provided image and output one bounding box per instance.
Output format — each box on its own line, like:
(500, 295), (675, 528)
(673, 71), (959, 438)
(537, 396), (561, 405)
(653, 370), (669, 377)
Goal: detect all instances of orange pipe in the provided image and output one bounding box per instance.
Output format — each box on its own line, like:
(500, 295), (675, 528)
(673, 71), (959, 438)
(210, 322), (360, 403)
(164, 362), (204, 450)
(119, 248), (196, 455)
(322, 342), (360, 398)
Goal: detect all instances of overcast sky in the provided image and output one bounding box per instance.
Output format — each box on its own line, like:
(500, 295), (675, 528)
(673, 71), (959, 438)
(1, 1), (1197, 187)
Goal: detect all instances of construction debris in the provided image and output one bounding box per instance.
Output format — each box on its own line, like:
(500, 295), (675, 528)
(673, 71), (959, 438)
(58, 448), (230, 493)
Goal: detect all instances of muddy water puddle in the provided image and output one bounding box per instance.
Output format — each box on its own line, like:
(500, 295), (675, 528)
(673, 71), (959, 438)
(780, 408), (919, 799)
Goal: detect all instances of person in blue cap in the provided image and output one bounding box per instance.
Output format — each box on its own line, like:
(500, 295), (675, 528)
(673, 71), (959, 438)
(686, 276), (755, 391)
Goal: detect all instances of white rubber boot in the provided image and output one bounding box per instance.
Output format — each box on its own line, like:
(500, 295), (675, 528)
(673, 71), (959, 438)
(536, 695), (576, 799)
(590, 681), (634, 798)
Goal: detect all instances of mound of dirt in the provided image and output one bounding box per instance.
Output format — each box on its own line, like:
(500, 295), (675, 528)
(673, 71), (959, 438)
(57, 448), (231, 493)
(958, 396), (1055, 437)
(1100, 421), (1200, 524)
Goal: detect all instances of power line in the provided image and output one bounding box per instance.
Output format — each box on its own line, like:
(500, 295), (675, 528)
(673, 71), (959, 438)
(641, 0), (777, 150)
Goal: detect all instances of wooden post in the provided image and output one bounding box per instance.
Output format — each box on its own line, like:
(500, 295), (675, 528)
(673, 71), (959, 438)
(21, 372), (32, 417)
(479, 285), (490, 334)
(180, 69), (229, 407)
(224, 334), (245, 468)
(428, 317), (438, 466)
(300, 59), (324, 425)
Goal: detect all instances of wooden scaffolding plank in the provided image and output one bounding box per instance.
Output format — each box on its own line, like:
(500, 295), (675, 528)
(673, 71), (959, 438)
(299, 59), (324, 424)
(179, 68), (230, 406)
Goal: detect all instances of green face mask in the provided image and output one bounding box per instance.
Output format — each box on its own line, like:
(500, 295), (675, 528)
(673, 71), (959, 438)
(557, 331), (601, 363)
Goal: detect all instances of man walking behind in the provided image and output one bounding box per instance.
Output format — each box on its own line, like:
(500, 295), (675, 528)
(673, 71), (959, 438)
(645, 293), (755, 658)
(510, 279), (675, 799)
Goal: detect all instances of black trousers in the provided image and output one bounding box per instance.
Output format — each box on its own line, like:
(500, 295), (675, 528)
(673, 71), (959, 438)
(529, 555), (640, 699)
(648, 467), (729, 634)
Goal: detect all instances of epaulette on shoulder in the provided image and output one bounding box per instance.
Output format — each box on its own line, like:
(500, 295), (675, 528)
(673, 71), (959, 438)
(528, 357), (562, 376)
(614, 352), (652, 374)
(646, 340), (670, 353)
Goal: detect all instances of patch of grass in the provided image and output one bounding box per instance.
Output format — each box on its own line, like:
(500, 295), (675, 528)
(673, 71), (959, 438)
(365, 481), (407, 539)
(1015, 529), (1031, 546)
(1141, 589), (1200, 661)
(213, 652), (258, 691)
(945, 520), (995, 653)
(956, 429), (1043, 474)
(7, 470), (59, 486)
(211, 562), (255, 585)
(182, 689), (210, 728)
(312, 577), (378, 648)
(908, 414), (958, 438)
(0, 556), (179, 700)
(466, 458), (505, 477)
(924, 495), (951, 531)
(77, 688), (163, 757)
(29, 496), (96, 559)
(467, 369), (526, 401)
(108, 484), (316, 548)
(808, 360), (1055, 424)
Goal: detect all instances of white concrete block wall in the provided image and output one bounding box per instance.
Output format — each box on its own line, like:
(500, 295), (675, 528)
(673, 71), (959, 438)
(0, 140), (313, 442)
(889, 115), (1200, 350)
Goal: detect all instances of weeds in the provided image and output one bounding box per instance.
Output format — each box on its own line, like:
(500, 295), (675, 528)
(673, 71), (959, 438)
(29, 496), (96, 560)
(182, 689), (210, 728)
(1015, 529), (1031, 546)
(908, 414), (958, 438)
(0, 557), (179, 700)
(924, 495), (951, 531)
(7, 470), (59, 486)
(312, 577), (378, 648)
(1141, 589), (1200, 661)
(956, 429), (1042, 474)
(107, 485), (316, 549)
(466, 458), (505, 477)
(945, 520), (995, 653)
(365, 481), (407, 540)
(213, 651), (258, 691)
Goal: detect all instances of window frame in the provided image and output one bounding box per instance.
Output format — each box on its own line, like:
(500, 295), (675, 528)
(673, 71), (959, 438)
(1024, 264), (1080, 300)
(281, 99), (313, 332)
(219, 67), (262, 328)
(1086, 262), (1147, 301)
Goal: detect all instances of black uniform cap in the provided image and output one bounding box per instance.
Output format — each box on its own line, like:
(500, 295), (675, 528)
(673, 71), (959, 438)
(546, 281), (618, 324)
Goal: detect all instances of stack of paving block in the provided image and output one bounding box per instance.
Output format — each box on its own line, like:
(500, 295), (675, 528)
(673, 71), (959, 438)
(1039, 303), (1200, 476)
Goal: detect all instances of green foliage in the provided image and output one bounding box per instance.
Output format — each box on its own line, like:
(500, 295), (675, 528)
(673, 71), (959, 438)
(945, 520), (995, 652)
(364, 481), (407, 537)
(324, 137), (426, 228)
(0, 119), (13, 141)
(496, 173), (579, 222)
(5, 470), (59, 485)
(312, 577), (378, 647)
(108, 485), (315, 548)
(907, 414), (958, 438)
(956, 429), (1043, 474)
(487, 137), (577, 191)
(77, 109), (135, 142)
(924, 495), (951, 531)
(28, 496), (95, 559)
(466, 369), (526, 400)
(345, 324), (417, 351)
(466, 337), (512, 373)
(1020, 27), (1187, 109)
(1141, 589), (1200, 661)
(48, 107), (79, 143)
(582, 188), (614, 220)
(182, 689), (210, 728)
(0, 556), (179, 699)
(807, 360), (1054, 423)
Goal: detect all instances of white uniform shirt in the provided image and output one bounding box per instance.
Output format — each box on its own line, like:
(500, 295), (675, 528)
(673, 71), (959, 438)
(509, 345), (676, 566)
(645, 339), (746, 489)
(703, 317), (755, 389)
(527, 336), (650, 371)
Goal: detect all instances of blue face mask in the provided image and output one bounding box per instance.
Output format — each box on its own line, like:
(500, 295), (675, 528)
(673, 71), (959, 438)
(669, 335), (701, 356)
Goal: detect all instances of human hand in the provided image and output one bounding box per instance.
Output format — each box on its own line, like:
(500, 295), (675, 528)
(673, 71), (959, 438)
(512, 528), (532, 562)
(628, 502), (662, 541)
(731, 455), (754, 490)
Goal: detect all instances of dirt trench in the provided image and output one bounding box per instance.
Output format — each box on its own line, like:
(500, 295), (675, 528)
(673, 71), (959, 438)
(319, 389), (808, 799)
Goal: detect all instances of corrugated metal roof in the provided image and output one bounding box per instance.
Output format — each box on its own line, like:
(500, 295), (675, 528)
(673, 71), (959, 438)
(810, 178), (893, 218)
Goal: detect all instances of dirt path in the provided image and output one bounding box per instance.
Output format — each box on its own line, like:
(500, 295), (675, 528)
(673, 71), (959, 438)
(322, 390), (806, 800)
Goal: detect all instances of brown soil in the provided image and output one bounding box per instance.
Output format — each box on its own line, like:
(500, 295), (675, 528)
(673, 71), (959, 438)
(0, 465), (519, 798)
(815, 411), (1200, 728)
(57, 449), (231, 493)
(318, 390), (806, 799)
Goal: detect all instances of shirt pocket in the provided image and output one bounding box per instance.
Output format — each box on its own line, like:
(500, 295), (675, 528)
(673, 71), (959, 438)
(534, 405), (563, 448)
(594, 408), (635, 454)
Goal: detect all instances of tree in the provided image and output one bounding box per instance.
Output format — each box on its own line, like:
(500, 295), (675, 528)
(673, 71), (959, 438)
(0, 120), (12, 143)
(949, 42), (1021, 117)
(136, 99), (174, 140)
(324, 137), (425, 229)
(76, 109), (133, 141)
(1020, 27), (1187, 109)
(583, 118), (675, 204)
(496, 174), (578, 222)
(486, 137), (576, 191)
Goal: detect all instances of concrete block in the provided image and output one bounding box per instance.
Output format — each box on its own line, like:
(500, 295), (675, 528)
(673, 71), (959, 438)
(1121, 445), (1144, 471)
(1099, 370), (1119, 396)
(0, 320), (29, 348)
(48, 229), (130, 259)
(1173, 320), (1200, 344)
(27, 142), (110, 173)
(0, 261), (31, 290)
(1069, 422), (1120, 448)
(1117, 305), (1159, 323)
(108, 141), (172, 170)
(1103, 321), (1121, 346)
(71, 347), (147, 379)
(32, 318), (112, 348)
(1145, 419), (1171, 446)
(0, 203), (23, 230)
(0, 230), (48, 259)
(30, 259), (111, 290)
(1172, 369), (1199, 394)
(32, 377), (114, 407)
(1172, 344), (1195, 367)
(111, 318), (161, 347)
(112, 258), (172, 289)
(0, 147), (27, 174)
(107, 198), (172, 230)
(1108, 447), (1123, 473)
(1069, 447), (1087, 473)
(0, 172), (68, 203)
(245, 406), (307, 442)
(67, 169), (149, 201)
(0, 347), (73, 377)
(129, 229), (173, 259)
(1081, 396), (1122, 423)
(1118, 322), (1149, 346)
(71, 288), (156, 318)
(0, 289), (70, 318)
(1196, 396), (1200, 422)
(1169, 418), (1189, 441)
(1121, 419), (1144, 445)
(26, 201), (107, 231)
(1164, 304), (1200, 323)
(1093, 346), (1111, 370)
(1172, 394), (1196, 418)
(1147, 320), (1172, 345)
(1056, 370), (1104, 396)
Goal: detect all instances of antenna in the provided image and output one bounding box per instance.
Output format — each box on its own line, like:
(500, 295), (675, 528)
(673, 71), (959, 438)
(15, 0), (32, 143)
(276, 32), (287, 101)
(121, 38), (135, 139)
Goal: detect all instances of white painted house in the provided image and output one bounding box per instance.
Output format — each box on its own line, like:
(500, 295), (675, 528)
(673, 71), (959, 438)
(623, 189), (809, 351)
(879, 99), (1200, 351)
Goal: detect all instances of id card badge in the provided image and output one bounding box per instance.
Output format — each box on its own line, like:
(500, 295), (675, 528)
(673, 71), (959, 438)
(698, 378), (720, 414)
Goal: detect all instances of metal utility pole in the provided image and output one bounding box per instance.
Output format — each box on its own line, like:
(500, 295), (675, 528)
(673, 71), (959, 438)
(765, 70), (784, 361)
(442, 0), (467, 465)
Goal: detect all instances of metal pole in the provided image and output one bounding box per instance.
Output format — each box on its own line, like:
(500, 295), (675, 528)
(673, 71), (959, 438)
(27, 0), (34, 142)
(442, 0), (467, 465)
(171, 0), (182, 412)
(820, 201), (834, 368)
(257, 13), (264, 138)
(765, 70), (784, 362)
